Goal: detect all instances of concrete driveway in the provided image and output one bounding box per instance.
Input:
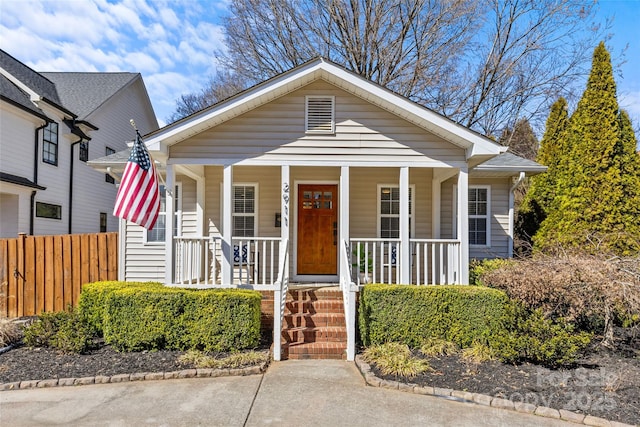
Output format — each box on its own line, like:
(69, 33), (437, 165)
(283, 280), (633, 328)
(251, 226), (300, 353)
(0, 360), (575, 427)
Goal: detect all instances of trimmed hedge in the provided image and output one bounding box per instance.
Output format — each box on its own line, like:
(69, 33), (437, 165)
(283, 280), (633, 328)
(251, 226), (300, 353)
(102, 286), (261, 352)
(78, 282), (261, 352)
(78, 281), (163, 334)
(358, 284), (591, 366)
(359, 284), (510, 348)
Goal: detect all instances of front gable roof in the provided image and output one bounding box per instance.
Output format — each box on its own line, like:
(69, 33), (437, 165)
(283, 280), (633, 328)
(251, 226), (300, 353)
(41, 72), (140, 120)
(144, 58), (505, 162)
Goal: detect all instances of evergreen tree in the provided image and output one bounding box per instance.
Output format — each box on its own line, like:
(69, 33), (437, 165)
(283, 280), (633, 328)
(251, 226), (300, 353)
(514, 98), (569, 254)
(535, 42), (640, 255)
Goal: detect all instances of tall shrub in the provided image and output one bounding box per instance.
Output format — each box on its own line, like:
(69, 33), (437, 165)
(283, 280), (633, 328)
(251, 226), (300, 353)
(534, 42), (640, 255)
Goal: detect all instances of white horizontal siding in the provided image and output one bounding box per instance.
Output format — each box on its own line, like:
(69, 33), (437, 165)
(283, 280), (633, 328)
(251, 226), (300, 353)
(170, 81), (465, 163)
(123, 221), (165, 282)
(71, 79), (158, 234)
(179, 175), (197, 236)
(349, 167), (432, 239)
(440, 176), (511, 259)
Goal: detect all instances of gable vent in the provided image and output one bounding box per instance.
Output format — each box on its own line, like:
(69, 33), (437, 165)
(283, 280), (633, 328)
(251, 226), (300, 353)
(306, 96), (335, 133)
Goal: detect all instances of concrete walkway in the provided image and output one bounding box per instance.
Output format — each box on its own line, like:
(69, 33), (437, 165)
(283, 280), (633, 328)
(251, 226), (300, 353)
(0, 360), (574, 427)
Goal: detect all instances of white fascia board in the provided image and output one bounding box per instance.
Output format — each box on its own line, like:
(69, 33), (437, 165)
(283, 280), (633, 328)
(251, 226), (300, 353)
(0, 66), (41, 101)
(144, 60), (325, 151)
(145, 58), (503, 161)
(317, 64), (504, 157)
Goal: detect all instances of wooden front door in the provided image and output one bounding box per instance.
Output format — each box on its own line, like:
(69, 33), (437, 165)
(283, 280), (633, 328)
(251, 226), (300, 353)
(297, 184), (338, 275)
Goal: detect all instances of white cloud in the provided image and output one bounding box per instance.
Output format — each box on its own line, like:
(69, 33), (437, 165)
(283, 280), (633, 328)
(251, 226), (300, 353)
(0, 0), (229, 124)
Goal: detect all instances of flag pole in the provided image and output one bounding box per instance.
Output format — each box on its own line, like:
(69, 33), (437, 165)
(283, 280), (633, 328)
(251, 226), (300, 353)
(130, 119), (170, 194)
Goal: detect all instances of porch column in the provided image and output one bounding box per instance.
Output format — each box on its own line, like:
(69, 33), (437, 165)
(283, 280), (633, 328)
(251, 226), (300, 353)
(165, 164), (175, 285)
(221, 165), (233, 285)
(339, 166), (350, 263)
(196, 176), (205, 236)
(457, 167), (469, 284)
(432, 172), (442, 239)
(341, 165), (356, 361)
(274, 165), (290, 362)
(399, 167), (410, 284)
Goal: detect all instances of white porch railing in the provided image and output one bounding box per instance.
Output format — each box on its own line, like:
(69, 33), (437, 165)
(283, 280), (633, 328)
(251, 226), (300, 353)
(349, 238), (401, 285)
(231, 237), (280, 286)
(273, 239), (289, 361)
(173, 236), (217, 285)
(349, 238), (461, 285)
(340, 239), (357, 361)
(411, 239), (461, 285)
(172, 236), (280, 286)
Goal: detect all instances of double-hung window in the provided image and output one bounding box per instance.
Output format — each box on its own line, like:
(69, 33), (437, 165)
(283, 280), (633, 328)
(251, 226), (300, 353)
(145, 183), (181, 243)
(232, 185), (257, 237)
(42, 122), (58, 165)
(79, 141), (89, 162)
(378, 185), (414, 238)
(468, 186), (490, 246)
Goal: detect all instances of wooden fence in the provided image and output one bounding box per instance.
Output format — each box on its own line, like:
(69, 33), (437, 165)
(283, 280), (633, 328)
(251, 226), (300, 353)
(0, 232), (118, 318)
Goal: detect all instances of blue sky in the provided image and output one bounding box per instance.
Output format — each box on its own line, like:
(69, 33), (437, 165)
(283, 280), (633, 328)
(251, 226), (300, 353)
(1, 0), (638, 130)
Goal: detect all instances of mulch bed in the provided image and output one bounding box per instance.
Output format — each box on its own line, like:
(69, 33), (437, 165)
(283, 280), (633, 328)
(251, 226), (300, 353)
(370, 328), (640, 426)
(0, 335), (273, 384)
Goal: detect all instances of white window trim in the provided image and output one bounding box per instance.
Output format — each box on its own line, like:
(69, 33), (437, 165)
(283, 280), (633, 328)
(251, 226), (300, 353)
(144, 182), (182, 245)
(376, 184), (415, 239)
(305, 95), (335, 134)
(219, 183), (259, 237)
(453, 185), (491, 248)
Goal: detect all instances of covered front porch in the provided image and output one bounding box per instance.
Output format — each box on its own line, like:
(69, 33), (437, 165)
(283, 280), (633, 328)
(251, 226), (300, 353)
(164, 164), (470, 289)
(160, 162), (471, 362)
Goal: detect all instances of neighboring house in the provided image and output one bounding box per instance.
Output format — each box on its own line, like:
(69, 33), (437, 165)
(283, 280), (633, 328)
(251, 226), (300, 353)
(0, 50), (158, 238)
(89, 58), (545, 360)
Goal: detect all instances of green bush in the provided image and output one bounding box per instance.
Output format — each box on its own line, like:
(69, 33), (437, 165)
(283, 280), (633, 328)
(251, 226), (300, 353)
(497, 303), (592, 367)
(359, 284), (510, 349)
(78, 281), (163, 335)
(23, 309), (93, 354)
(359, 284), (591, 367)
(469, 258), (513, 286)
(102, 286), (261, 352)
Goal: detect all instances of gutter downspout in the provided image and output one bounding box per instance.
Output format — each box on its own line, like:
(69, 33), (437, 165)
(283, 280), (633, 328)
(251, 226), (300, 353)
(69, 137), (83, 234)
(508, 172), (526, 257)
(30, 123), (47, 235)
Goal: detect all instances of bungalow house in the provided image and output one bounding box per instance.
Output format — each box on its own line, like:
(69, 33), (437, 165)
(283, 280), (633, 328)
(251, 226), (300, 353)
(89, 58), (545, 361)
(0, 49), (157, 237)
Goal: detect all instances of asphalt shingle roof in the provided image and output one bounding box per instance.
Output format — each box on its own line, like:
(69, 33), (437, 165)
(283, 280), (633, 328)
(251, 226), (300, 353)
(41, 72), (138, 120)
(0, 50), (61, 105)
(0, 74), (47, 119)
(475, 152), (546, 172)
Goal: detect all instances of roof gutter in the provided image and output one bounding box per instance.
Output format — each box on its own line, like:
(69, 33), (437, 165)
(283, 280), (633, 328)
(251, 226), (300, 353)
(66, 118), (92, 234)
(31, 121), (49, 235)
(69, 137), (83, 234)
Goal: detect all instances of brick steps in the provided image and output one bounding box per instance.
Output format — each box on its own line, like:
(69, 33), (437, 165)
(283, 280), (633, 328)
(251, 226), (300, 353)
(281, 289), (347, 360)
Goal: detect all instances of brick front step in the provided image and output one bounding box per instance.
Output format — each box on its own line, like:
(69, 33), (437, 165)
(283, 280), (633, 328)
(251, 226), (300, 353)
(284, 313), (345, 328)
(282, 326), (347, 343)
(283, 342), (347, 360)
(285, 300), (345, 314)
(286, 290), (343, 301)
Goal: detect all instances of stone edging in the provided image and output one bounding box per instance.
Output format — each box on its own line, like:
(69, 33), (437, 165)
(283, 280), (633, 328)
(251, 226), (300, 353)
(0, 362), (269, 391)
(354, 355), (633, 427)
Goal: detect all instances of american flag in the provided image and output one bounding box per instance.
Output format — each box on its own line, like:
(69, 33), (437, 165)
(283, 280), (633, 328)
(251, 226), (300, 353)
(113, 132), (160, 230)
